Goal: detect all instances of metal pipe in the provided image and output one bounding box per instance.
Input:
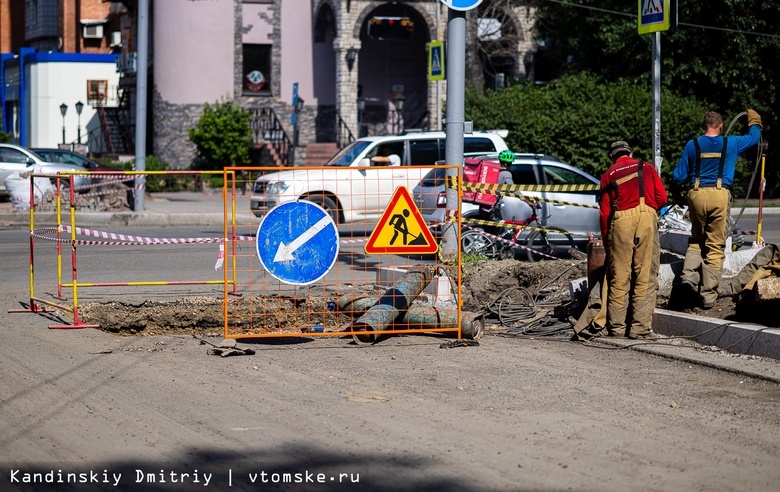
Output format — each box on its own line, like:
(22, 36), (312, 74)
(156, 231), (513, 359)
(351, 267), (433, 345)
(341, 295), (483, 341)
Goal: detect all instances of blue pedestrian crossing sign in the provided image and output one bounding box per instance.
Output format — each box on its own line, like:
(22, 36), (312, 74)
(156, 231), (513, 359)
(428, 41), (445, 81)
(638, 0), (675, 34)
(256, 200), (339, 285)
(440, 0), (483, 12)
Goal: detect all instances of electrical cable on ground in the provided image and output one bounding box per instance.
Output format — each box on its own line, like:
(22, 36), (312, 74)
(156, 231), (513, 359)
(481, 263), (580, 337)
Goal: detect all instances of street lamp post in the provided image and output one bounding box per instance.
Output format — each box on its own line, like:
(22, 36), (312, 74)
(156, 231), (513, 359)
(392, 94), (405, 133)
(294, 96), (305, 147)
(357, 97), (366, 138)
(75, 100), (84, 144)
(59, 103), (68, 145)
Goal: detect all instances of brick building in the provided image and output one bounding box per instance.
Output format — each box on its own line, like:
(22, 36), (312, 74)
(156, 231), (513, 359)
(2, 1), (537, 167)
(0, 0), (120, 149)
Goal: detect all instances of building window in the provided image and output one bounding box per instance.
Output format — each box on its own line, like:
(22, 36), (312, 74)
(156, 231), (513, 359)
(242, 44), (272, 95)
(25, 0), (39, 27)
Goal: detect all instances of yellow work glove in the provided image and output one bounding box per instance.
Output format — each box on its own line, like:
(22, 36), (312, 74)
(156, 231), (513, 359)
(747, 109), (763, 128)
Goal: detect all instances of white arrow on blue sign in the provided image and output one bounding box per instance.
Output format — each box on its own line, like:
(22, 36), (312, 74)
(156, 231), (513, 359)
(256, 200), (339, 285)
(440, 0), (483, 12)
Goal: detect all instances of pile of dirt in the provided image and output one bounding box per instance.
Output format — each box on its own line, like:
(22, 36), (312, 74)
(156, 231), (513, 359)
(78, 286), (392, 336)
(78, 260), (590, 336)
(460, 259), (586, 312)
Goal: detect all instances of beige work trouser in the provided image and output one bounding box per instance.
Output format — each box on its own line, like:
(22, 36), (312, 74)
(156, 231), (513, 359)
(681, 187), (731, 305)
(606, 204), (660, 336)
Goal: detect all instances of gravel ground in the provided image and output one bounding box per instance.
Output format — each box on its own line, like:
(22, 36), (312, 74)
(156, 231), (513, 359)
(3, 236), (780, 491)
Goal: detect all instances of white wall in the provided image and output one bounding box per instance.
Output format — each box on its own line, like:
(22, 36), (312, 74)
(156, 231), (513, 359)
(280, 0), (315, 104)
(242, 3), (273, 44)
(154, 0), (234, 104)
(27, 62), (119, 148)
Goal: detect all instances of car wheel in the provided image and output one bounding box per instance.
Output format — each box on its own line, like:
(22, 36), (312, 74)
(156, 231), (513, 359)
(525, 226), (574, 262)
(461, 230), (499, 259)
(306, 195), (340, 224)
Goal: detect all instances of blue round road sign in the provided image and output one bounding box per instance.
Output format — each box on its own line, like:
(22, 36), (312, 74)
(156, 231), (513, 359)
(440, 0), (483, 12)
(256, 200), (339, 285)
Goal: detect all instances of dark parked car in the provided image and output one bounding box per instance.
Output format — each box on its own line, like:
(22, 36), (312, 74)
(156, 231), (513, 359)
(0, 143), (93, 197)
(31, 148), (124, 173)
(413, 153), (601, 242)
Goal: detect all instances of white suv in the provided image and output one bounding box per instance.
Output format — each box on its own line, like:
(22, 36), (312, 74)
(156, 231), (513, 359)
(250, 130), (509, 223)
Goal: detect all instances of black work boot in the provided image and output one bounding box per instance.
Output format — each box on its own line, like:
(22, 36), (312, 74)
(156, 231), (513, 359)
(628, 331), (659, 340)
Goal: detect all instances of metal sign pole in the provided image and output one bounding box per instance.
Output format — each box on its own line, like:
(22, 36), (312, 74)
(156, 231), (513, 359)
(652, 32), (662, 174)
(441, 9), (467, 259)
(134, 0), (149, 212)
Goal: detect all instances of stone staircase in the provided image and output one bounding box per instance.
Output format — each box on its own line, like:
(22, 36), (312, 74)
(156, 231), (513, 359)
(304, 142), (339, 166)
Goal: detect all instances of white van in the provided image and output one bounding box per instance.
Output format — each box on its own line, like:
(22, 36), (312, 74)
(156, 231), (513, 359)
(250, 130), (509, 223)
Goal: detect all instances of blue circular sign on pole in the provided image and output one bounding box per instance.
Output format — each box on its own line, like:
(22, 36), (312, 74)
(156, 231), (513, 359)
(256, 200), (339, 286)
(440, 0), (483, 11)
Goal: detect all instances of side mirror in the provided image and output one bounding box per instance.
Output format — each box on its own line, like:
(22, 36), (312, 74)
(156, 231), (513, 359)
(26, 157), (35, 167)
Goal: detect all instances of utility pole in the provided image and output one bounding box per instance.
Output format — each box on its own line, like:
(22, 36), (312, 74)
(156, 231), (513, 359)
(134, 0), (150, 212)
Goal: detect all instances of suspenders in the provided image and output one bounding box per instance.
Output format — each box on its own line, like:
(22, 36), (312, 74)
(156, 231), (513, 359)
(691, 137), (728, 190)
(603, 160), (646, 209)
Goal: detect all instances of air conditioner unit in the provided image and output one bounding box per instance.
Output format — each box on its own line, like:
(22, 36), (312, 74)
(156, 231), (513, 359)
(110, 31), (122, 47)
(83, 24), (104, 39)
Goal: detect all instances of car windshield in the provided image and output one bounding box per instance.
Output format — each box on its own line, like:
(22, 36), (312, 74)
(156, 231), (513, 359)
(325, 141), (372, 166)
(26, 149), (47, 161)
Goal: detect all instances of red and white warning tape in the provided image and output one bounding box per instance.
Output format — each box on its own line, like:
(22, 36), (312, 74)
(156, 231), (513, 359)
(33, 225), (368, 247)
(29, 225), (254, 247)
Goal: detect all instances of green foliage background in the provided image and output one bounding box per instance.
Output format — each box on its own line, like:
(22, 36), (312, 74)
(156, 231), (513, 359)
(466, 73), (716, 183)
(523, 0), (776, 196)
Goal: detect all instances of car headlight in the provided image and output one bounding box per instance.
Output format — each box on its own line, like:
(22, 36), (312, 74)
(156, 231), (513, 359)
(265, 181), (290, 195)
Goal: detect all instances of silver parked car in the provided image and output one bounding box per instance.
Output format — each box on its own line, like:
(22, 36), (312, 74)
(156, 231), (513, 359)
(0, 143), (92, 197)
(413, 153), (601, 242)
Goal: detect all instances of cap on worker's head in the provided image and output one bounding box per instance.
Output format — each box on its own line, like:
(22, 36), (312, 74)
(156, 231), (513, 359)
(608, 141), (632, 161)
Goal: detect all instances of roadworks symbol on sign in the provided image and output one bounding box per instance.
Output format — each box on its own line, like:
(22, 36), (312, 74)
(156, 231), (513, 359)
(364, 186), (438, 255)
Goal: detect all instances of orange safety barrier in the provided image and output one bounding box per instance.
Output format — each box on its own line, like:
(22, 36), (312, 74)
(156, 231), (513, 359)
(222, 165), (468, 344)
(10, 166), (473, 344)
(10, 170), (241, 329)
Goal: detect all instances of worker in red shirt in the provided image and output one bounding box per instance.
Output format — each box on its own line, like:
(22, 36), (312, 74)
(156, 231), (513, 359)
(599, 141), (668, 339)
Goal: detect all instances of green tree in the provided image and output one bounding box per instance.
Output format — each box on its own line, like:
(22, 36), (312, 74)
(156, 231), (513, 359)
(187, 99), (252, 170)
(466, 73), (710, 183)
(530, 0), (779, 122)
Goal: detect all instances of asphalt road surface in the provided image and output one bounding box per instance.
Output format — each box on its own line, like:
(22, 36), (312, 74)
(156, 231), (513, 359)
(1, 227), (780, 491)
(736, 213), (780, 246)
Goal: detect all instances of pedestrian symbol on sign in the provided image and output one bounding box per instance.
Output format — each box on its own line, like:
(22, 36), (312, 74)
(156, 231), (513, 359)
(428, 41), (445, 81)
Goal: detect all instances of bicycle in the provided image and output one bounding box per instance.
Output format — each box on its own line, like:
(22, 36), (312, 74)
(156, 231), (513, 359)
(461, 197), (576, 262)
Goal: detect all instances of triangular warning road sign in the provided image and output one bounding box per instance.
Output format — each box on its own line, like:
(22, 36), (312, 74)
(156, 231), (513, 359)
(365, 186), (438, 255)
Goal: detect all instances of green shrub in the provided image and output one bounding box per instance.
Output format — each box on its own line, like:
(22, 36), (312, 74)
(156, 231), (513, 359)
(123, 155), (192, 192)
(465, 72), (712, 184)
(188, 99), (252, 171)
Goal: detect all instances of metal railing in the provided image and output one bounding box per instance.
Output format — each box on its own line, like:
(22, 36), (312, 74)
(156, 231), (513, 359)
(336, 111), (355, 148)
(250, 107), (292, 167)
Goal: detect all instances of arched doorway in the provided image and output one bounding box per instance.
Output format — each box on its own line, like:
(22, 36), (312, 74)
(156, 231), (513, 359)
(356, 4), (431, 135)
(313, 2), (338, 143)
